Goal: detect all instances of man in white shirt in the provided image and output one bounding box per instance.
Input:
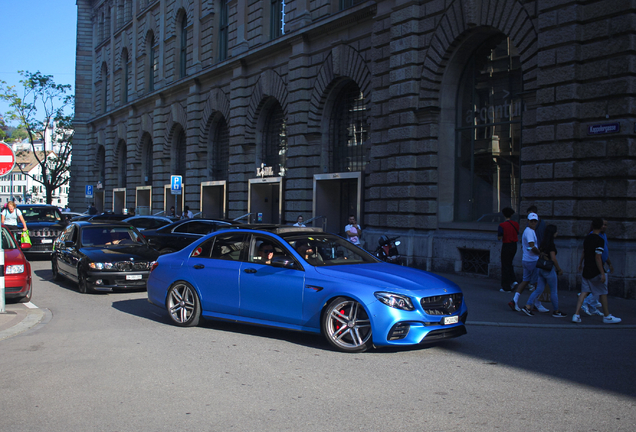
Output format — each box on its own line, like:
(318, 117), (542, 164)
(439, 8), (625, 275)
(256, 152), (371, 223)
(508, 213), (541, 311)
(345, 215), (362, 245)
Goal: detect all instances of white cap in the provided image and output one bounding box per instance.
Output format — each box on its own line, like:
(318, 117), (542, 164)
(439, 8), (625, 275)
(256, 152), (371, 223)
(528, 213), (539, 221)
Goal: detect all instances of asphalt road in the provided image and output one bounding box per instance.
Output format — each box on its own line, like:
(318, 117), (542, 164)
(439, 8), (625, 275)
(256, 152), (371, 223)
(1, 259), (634, 432)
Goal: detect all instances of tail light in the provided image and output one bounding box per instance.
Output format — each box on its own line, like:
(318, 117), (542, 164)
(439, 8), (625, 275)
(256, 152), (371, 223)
(150, 261), (158, 272)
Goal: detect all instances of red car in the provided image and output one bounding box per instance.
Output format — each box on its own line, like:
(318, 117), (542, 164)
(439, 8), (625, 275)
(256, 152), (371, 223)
(2, 225), (33, 303)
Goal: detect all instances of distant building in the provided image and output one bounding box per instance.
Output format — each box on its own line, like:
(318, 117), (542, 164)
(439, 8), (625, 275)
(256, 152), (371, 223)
(71, 0), (636, 297)
(0, 149), (69, 207)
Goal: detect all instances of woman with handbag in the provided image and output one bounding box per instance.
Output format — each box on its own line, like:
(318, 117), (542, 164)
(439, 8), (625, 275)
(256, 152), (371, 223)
(521, 225), (567, 317)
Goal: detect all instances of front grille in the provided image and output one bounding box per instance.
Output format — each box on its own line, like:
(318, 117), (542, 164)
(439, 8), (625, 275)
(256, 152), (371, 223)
(421, 294), (463, 315)
(114, 261), (151, 271)
(31, 229), (62, 238)
(114, 278), (147, 287)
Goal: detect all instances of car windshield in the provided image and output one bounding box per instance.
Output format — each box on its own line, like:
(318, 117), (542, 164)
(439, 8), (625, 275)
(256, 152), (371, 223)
(81, 227), (145, 247)
(282, 233), (379, 266)
(19, 207), (62, 222)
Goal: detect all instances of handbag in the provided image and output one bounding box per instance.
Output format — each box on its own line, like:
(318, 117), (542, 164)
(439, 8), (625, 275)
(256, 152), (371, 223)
(536, 254), (553, 271)
(20, 230), (32, 245)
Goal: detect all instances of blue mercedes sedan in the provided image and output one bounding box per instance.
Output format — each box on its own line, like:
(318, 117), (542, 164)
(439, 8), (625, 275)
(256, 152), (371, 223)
(146, 227), (467, 352)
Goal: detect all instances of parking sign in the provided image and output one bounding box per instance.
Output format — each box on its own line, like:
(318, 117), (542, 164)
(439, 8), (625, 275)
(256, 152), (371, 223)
(171, 175), (182, 195)
(85, 185), (94, 198)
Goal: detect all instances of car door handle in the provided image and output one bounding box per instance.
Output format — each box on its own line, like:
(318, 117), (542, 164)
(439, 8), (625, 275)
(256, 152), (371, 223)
(193, 264), (205, 269)
(243, 268), (257, 274)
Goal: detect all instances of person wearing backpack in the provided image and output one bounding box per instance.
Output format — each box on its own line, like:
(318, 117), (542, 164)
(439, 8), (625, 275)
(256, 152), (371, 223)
(498, 207), (519, 292)
(1, 201), (28, 232)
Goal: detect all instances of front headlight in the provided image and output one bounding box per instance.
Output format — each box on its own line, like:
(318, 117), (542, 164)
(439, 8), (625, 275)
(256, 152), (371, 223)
(88, 262), (114, 270)
(374, 292), (415, 311)
(6, 265), (25, 274)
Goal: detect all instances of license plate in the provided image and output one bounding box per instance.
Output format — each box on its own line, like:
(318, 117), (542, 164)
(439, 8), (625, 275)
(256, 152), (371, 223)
(41, 239), (53, 244)
(442, 316), (459, 325)
(126, 274), (143, 280)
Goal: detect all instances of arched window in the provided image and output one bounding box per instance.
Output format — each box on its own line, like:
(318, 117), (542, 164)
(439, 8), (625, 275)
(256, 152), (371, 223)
(146, 32), (157, 92)
(101, 63), (109, 113)
(454, 35), (522, 222)
(142, 134), (153, 185)
(270, 0), (284, 39)
(208, 116), (230, 181)
(122, 49), (129, 103)
(117, 140), (127, 188)
(218, 1), (228, 62)
(97, 145), (106, 188)
(173, 128), (187, 178)
(179, 14), (188, 78)
(262, 101), (287, 176)
(330, 81), (368, 172)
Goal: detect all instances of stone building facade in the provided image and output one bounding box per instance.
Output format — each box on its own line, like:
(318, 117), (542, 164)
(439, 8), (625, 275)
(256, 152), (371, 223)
(72, 0), (636, 297)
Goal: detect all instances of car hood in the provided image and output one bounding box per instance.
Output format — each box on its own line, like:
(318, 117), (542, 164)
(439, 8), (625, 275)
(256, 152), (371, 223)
(313, 263), (461, 294)
(79, 245), (160, 262)
(20, 221), (66, 230)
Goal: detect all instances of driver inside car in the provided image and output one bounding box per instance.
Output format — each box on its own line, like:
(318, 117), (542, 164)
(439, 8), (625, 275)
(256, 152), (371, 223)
(295, 240), (322, 266)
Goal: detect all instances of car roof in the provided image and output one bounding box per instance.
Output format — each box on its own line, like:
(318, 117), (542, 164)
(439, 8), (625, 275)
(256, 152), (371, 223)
(18, 204), (60, 208)
(229, 224), (324, 235)
(72, 220), (135, 228)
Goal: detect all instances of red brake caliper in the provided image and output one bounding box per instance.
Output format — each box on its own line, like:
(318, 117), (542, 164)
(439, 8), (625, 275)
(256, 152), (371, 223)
(336, 308), (346, 330)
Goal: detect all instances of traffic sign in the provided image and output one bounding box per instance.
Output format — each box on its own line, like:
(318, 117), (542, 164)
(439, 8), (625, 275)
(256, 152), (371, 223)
(171, 175), (182, 195)
(85, 185), (94, 198)
(0, 142), (16, 177)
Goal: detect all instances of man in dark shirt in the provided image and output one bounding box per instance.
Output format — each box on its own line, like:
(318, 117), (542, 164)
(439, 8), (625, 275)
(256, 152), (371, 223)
(572, 218), (621, 324)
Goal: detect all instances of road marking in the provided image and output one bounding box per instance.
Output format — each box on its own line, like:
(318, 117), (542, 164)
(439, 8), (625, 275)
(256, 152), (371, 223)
(24, 302), (38, 309)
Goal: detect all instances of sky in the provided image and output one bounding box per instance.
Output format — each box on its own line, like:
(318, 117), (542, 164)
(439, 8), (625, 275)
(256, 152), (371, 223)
(0, 1), (77, 124)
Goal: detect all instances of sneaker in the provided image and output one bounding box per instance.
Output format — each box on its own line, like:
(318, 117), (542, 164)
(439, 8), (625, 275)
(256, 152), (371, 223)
(534, 303), (550, 313)
(552, 311), (567, 318)
(500, 288), (512, 292)
(521, 307), (534, 316)
(508, 301), (520, 312)
(580, 304), (592, 316)
(572, 314), (581, 323)
(603, 315), (622, 324)
(510, 281), (518, 290)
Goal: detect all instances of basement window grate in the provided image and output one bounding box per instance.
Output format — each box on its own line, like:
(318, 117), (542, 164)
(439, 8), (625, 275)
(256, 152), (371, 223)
(459, 248), (490, 275)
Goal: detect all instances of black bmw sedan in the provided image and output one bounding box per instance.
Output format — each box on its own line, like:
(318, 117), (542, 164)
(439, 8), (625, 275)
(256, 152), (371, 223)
(51, 221), (160, 294)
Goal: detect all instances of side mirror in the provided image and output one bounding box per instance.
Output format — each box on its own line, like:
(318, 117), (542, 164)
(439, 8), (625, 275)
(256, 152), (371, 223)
(20, 242), (32, 249)
(271, 256), (296, 269)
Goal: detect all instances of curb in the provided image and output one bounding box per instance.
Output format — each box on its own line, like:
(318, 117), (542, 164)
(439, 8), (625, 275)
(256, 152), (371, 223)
(0, 305), (46, 341)
(467, 321), (636, 329)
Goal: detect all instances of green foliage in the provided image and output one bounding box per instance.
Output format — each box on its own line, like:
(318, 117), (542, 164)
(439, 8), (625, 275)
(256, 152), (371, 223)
(8, 128), (28, 142)
(0, 71), (73, 204)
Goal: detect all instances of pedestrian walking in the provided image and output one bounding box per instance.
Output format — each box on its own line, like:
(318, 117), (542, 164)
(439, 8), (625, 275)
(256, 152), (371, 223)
(498, 207), (519, 292)
(572, 218), (621, 324)
(88, 203), (98, 215)
(519, 225), (567, 317)
(577, 219), (613, 316)
(508, 212), (546, 312)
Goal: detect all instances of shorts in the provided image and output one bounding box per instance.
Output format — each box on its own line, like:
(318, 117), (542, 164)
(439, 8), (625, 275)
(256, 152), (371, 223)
(581, 275), (608, 297)
(522, 261), (538, 284)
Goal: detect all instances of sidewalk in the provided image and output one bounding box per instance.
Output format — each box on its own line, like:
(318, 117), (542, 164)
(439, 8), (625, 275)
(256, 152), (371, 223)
(0, 301), (47, 341)
(1, 274), (634, 341)
(441, 272), (636, 329)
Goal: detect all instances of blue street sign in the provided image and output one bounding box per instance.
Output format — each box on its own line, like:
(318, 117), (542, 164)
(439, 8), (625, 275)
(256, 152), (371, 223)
(85, 185), (94, 198)
(171, 175), (182, 195)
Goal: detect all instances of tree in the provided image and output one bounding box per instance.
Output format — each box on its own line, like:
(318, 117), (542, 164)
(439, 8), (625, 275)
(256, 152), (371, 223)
(0, 71), (73, 204)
